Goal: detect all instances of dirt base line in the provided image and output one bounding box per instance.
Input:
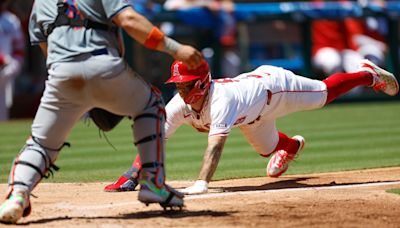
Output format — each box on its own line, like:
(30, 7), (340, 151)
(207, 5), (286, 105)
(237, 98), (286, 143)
(54, 180), (400, 211)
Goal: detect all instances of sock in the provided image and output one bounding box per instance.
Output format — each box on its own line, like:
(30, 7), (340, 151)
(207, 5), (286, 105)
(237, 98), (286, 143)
(323, 71), (373, 104)
(123, 154), (141, 179)
(273, 132), (300, 156)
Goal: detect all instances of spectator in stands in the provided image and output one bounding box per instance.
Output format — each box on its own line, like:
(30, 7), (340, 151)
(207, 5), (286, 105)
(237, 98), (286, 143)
(163, 0), (240, 78)
(0, 0), (24, 121)
(312, 18), (387, 76)
(312, 1), (387, 77)
(164, 0), (236, 46)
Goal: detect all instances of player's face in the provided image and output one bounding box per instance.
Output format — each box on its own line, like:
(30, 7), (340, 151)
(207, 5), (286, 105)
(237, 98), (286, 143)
(175, 80), (196, 100)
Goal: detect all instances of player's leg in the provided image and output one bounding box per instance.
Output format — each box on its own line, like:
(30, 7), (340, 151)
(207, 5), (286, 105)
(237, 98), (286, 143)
(323, 59), (398, 104)
(322, 71), (373, 104)
(239, 121), (304, 178)
(133, 86), (183, 208)
(0, 75), (87, 224)
(100, 66), (183, 208)
(104, 154), (141, 192)
(266, 132), (305, 178)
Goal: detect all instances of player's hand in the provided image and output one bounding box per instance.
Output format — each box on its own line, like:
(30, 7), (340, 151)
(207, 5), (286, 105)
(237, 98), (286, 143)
(174, 45), (203, 69)
(181, 180), (208, 195)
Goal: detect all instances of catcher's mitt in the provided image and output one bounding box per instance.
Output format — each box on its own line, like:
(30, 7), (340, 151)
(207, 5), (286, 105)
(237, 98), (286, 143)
(89, 108), (124, 132)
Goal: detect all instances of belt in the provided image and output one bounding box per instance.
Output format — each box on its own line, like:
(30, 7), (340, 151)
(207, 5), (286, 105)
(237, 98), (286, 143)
(91, 48), (108, 56)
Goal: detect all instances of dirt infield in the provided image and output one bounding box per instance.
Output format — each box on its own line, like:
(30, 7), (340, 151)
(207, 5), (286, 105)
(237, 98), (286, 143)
(1, 167), (400, 227)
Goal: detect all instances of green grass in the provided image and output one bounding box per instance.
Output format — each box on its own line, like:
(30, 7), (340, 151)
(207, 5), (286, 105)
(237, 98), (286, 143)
(1, 101), (400, 183)
(386, 189), (400, 195)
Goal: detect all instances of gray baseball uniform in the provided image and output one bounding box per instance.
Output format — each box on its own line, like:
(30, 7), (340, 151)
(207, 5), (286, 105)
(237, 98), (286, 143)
(10, 0), (165, 193)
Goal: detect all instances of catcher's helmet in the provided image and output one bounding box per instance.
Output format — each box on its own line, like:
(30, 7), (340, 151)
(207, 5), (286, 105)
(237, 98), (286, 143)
(167, 60), (211, 104)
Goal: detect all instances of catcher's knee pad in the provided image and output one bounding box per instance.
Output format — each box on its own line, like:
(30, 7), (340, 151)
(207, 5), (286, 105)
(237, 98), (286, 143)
(7, 137), (69, 193)
(133, 87), (166, 186)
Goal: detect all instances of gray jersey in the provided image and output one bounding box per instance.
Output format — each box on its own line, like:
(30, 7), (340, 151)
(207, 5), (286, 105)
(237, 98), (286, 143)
(29, 0), (132, 66)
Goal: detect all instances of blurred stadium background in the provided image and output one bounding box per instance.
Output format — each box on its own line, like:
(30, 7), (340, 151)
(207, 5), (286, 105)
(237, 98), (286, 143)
(3, 0), (400, 120)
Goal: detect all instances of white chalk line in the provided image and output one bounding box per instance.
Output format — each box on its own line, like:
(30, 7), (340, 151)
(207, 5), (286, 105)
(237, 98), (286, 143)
(188, 180), (400, 200)
(53, 180), (400, 211)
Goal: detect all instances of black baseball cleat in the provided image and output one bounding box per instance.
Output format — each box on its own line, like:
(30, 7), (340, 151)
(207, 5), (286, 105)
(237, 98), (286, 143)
(138, 174), (184, 210)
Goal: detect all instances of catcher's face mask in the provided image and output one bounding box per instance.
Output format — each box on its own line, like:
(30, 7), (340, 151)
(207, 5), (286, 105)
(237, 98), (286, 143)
(166, 60), (211, 104)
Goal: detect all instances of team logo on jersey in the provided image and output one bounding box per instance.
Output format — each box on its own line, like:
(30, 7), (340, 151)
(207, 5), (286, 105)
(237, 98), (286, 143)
(213, 123), (227, 128)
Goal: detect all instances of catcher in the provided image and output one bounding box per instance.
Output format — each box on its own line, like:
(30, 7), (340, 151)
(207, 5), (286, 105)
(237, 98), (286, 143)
(0, 0), (203, 224)
(104, 58), (398, 194)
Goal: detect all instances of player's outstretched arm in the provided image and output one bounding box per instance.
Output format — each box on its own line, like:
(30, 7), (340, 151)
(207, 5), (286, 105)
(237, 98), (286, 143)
(181, 135), (227, 195)
(112, 7), (202, 69)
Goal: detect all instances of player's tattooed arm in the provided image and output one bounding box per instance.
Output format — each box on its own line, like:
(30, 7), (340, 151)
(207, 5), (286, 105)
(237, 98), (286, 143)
(198, 136), (227, 182)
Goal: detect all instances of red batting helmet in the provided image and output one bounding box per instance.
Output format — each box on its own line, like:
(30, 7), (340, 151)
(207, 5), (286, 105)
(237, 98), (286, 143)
(166, 60), (211, 104)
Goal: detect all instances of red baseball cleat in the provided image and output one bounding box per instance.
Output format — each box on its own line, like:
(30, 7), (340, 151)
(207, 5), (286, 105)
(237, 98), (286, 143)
(104, 175), (138, 192)
(358, 59), (399, 96)
(267, 135), (305, 178)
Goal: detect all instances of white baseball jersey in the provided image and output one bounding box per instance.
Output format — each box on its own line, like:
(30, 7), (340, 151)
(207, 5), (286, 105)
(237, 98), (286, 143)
(0, 10), (24, 121)
(165, 65), (327, 155)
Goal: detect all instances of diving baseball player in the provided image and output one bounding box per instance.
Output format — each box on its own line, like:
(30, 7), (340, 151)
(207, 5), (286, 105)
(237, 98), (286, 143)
(105, 59), (398, 194)
(0, 0), (203, 224)
(0, 0), (24, 121)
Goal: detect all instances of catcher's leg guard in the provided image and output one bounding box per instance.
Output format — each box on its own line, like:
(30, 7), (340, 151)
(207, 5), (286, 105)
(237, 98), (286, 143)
(133, 86), (166, 187)
(133, 87), (184, 208)
(8, 137), (66, 193)
(0, 137), (68, 223)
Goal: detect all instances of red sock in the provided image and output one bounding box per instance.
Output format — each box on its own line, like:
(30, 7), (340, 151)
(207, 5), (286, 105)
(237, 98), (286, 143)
(273, 132), (299, 155)
(323, 71), (373, 104)
(132, 154), (142, 170)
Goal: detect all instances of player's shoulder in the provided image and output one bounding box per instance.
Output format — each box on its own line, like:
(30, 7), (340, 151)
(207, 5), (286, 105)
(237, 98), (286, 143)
(209, 85), (234, 106)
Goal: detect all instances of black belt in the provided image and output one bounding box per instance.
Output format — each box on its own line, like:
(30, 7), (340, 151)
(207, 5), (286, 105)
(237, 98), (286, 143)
(91, 48), (108, 56)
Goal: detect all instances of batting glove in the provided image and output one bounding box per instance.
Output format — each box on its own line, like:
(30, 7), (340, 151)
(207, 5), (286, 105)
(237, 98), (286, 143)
(181, 180), (208, 195)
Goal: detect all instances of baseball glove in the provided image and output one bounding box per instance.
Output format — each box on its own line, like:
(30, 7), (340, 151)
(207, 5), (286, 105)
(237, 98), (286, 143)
(89, 108), (124, 132)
